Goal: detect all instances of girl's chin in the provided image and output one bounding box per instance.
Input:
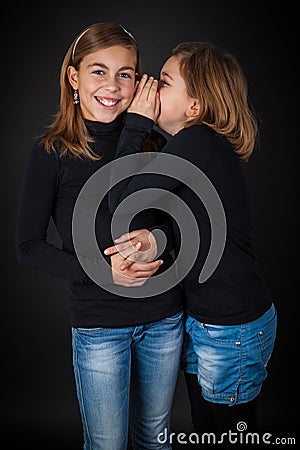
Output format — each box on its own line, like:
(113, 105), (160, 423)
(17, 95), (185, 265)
(92, 110), (123, 123)
(156, 118), (165, 129)
(156, 119), (181, 136)
(156, 120), (171, 134)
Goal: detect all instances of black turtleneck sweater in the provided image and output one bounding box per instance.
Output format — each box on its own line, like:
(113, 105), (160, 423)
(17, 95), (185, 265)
(16, 115), (183, 327)
(109, 114), (273, 325)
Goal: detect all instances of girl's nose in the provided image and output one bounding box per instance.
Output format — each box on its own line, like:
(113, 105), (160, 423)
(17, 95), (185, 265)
(103, 76), (119, 92)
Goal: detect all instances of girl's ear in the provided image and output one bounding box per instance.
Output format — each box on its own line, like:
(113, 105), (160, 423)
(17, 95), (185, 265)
(185, 99), (200, 120)
(67, 66), (79, 90)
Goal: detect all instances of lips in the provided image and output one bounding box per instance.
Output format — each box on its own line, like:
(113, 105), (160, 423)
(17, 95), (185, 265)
(95, 97), (121, 107)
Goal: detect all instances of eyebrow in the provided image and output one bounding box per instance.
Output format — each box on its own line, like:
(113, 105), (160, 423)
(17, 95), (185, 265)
(87, 63), (135, 71)
(160, 71), (173, 80)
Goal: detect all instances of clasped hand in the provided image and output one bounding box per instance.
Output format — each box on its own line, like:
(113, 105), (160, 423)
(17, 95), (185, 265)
(104, 229), (163, 287)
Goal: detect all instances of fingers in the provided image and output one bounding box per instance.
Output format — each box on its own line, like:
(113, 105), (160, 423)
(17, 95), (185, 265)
(103, 245), (118, 256)
(145, 76), (159, 101)
(104, 241), (141, 257)
(128, 74), (159, 120)
(117, 241), (142, 259)
(112, 261), (160, 285)
(133, 79), (139, 95)
(114, 265), (161, 286)
(114, 231), (137, 243)
(120, 259), (163, 272)
(104, 229), (142, 255)
(105, 229), (152, 256)
(112, 256), (163, 287)
(112, 270), (147, 287)
(130, 266), (160, 278)
(119, 256), (140, 270)
(134, 74), (157, 100)
(154, 92), (161, 119)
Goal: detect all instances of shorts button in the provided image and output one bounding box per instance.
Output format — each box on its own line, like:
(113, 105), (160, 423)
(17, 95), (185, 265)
(259, 331), (264, 336)
(230, 396), (235, 403)
(235, 341), (241, 346)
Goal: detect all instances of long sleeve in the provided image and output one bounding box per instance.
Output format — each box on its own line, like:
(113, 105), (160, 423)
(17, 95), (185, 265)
(16, 143), (89, 282)
(108, 114), (186, 255)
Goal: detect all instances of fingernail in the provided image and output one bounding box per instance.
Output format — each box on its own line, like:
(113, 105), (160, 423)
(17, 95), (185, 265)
(120, 265), (126, 270)
(104, 249), (109, 255)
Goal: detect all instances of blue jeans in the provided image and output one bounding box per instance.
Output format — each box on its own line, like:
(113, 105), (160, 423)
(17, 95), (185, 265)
(181, 304), (277, 405)
(72, 311), (183, 450)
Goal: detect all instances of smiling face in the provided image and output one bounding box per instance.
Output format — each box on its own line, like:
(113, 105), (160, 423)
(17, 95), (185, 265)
(68, 45), (137, 123)
(157, 55), (199, 135)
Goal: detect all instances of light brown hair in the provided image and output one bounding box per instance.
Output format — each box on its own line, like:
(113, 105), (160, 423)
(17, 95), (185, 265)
(172, 42), (258, 161)
(42, 23), (141, 160)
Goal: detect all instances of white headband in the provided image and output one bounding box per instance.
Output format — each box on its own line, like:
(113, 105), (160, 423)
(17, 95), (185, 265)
(119, 24), (135, 41)
(71, 25), (135, 65)
(72, 28), (91, 64)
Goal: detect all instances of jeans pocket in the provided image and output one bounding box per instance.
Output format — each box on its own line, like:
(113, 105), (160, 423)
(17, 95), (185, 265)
(257, 310), (277, 365)
(201, 323), (240, 346)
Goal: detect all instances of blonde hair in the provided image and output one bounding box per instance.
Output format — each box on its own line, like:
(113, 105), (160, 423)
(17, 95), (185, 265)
(172, 42), (258, 161)
(42, 23), (141, 160)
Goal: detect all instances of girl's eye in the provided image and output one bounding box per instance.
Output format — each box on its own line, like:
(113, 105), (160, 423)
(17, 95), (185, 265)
(159, 79), (169, 88)
(118, 73), (131, 79)
(91, 70), (132, 79)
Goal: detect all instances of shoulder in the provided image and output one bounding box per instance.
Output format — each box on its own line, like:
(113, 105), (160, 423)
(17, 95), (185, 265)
(176, 124), (218, 145)
(31, 139), (58, 157)
(162, 125), (216, 165)
(178, 125), (235, 159)
(30, 139), (59, 161)
(25, 139), (61, 175)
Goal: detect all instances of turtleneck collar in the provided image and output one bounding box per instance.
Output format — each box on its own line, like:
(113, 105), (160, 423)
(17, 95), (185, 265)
(84, 112), (125, 137)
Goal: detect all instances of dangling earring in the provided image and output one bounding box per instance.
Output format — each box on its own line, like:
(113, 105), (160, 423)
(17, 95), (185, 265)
(73, 89), (79, 105)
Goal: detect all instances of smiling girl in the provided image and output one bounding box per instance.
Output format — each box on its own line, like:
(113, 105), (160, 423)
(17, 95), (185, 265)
(16, 23), (184, 449)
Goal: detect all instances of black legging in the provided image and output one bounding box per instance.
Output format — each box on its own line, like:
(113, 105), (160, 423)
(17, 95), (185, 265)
(184, 373), (258, 434)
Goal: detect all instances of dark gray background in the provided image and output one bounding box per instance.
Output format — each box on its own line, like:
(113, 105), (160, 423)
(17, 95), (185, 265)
(3, 1), (296, 448)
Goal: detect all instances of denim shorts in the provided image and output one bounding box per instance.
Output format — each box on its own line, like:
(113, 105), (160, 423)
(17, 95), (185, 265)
(181, 304), (277, 405)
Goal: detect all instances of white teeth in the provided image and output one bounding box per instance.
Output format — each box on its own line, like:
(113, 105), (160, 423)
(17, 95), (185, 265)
(98, 98), (119, 106)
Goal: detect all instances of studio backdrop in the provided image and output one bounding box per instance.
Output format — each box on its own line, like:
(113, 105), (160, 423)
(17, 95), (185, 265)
(3, 1), (296, 449)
